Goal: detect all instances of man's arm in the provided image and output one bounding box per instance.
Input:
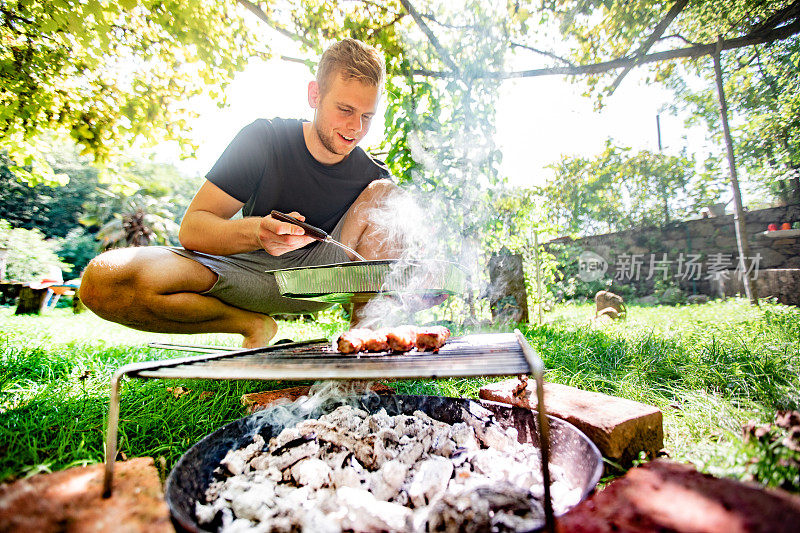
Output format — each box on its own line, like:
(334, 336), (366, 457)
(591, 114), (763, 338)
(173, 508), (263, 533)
(179, 180), (315, 256)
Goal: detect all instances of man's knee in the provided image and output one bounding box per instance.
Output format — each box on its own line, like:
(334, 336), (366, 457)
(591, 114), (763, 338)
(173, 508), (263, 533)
(80, 247), (200, 313)
(347, 179), (402, 226)
(80, 248), (140, 314)
(358, 178), (399, 206)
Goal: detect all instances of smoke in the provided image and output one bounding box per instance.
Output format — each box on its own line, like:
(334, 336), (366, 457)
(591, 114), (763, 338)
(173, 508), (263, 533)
(350, 1), (525, 328)
(242, 380), (382, 439)
(353, 184), (473, 328)
(353, 125), (506, 328)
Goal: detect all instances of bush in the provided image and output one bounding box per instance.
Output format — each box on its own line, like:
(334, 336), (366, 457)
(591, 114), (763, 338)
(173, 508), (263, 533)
(547, 243), (607, 301)
(653, 279), (686, 305)
(742, 412), (800, 492)
(57, 228), (99, 280)
(0, 219), (71, 282)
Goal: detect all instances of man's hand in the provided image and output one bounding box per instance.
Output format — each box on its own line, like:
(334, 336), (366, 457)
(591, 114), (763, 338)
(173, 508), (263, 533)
(257, 211), (316, 256)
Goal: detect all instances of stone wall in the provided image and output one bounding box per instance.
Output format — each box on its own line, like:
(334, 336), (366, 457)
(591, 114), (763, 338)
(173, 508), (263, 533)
(548, 203), (800, 300)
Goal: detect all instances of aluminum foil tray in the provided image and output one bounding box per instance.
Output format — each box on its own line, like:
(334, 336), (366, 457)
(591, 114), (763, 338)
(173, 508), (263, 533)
(268, 260), (467, 304)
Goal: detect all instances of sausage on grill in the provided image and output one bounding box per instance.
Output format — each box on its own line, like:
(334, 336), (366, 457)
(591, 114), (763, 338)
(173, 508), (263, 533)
(336, 328), (373, 354)
(336, 326), (452, 354)
(385, 325), (418, 353)
(415, 326), (451, 352)
(362, 328), (390, 352)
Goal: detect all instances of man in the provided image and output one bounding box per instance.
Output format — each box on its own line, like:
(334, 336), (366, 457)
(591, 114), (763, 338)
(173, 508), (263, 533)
(80, 38), (399, 347)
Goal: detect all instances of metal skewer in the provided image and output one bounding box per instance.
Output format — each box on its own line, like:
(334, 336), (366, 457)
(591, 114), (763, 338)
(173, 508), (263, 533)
(271, 210), (366, 261)
(514, 328), (554, 533)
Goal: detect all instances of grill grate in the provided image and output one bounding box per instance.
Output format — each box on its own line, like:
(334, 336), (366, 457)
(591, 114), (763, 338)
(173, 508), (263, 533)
(102, 332), (533, 497)
(136, 333), (529, 380)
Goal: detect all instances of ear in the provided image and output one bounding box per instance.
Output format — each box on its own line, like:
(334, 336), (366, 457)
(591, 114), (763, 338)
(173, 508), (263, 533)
(308, 80), (320, 109)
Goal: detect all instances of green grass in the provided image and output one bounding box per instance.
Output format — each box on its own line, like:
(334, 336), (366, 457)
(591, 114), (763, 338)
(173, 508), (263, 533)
(1, 299), (799, 490)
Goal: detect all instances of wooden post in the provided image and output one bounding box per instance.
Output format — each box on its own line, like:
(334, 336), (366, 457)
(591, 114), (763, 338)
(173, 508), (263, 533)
(488, 248), (529, 324)
(15, 286), (49, 314)
(712, 36), (759, 307)
(533, 231), (544, 325)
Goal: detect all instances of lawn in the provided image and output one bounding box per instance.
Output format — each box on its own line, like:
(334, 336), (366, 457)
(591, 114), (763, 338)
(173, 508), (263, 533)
(1, 298), (799, 491)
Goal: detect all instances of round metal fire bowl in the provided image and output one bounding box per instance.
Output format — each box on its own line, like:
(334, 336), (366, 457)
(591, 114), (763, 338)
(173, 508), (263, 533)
(166, 395), (603, 532)
(268, 259), (467, 305)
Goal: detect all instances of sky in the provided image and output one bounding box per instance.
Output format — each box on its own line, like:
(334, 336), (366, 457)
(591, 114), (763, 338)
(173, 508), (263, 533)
(494, 75), (709, 188)
(165, 22), (712, 192)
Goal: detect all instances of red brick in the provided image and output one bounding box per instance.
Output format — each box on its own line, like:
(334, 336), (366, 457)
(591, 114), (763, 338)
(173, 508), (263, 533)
(0, 457), (172, 532)
(480, 378), (663, 465)
(242, 381), (395, 413)
(557, 459), (800, 533)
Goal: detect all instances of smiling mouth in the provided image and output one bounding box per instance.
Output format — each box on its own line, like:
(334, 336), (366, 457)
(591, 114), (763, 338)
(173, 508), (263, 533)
(338, 133), (355, 143)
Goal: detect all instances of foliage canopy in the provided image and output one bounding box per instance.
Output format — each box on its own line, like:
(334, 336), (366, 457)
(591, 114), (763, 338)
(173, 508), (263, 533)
(1, 0), (256, 184)
(538, 141), (722, 235)
(2, 0), (799, 216)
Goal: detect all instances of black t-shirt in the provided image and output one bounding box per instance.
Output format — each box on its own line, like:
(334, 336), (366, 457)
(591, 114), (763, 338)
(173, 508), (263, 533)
(206, 118), (390, 233)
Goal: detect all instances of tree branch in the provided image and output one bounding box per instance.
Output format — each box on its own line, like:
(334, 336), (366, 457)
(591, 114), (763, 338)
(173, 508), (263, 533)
(419, 12), (479, 30)
(368, 13), (406, 40)
(280, 55), (313, 65)
(658, 33), (701, 46)
(235, 0), (316, 50)
(398, 0), (459, 74)
(608, 0), (689, 93)
(510, 42), (575, 66)
(411, 18), (800, 80)
(748, 0), (800, 37)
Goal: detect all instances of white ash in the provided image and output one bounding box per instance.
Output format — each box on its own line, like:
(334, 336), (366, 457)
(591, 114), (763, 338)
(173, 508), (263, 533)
(196, 405), (581, 532)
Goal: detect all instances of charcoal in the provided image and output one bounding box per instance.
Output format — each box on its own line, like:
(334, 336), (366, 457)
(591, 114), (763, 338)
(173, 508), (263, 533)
(270, 432), (316, 455)
(196, 403), (582, 532)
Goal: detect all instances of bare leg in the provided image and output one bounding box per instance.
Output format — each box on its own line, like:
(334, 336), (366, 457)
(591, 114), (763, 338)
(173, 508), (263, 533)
(335, 180), (398, 327)
(338, 179), (405, 261)
(337, 180), (447, 327)
(80, 247), (277, 347)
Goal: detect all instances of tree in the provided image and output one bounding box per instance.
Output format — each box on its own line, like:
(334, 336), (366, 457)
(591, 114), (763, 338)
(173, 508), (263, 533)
(528, 0), (800, 306)
(93, 193), (179, 249)
(0, 149), (100, 238)
(0, 138), (197, 239)
(667, 35), (800, 204)
(0, 219), (69, 281)
(4, 0), (797, 276)
(78, 159), (196, 249)
(1, 0), (258, 184)
(537, 141), (709, 235)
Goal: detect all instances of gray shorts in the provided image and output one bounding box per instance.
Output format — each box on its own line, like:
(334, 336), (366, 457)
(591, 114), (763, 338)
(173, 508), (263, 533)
(168, 215), (350, 315)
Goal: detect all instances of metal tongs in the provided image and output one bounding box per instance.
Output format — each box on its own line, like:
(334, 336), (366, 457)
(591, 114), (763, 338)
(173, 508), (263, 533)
(270, 210), (366, 261)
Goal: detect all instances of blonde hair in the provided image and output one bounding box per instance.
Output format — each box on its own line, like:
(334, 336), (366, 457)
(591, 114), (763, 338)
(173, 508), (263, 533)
(316, 38), (385, 95)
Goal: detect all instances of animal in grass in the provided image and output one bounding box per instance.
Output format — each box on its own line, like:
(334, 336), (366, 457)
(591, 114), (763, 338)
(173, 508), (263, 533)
(595, 290), (626, 320)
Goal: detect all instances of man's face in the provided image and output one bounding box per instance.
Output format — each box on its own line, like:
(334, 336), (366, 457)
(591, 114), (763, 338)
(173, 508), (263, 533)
(308, 73), (380, 163)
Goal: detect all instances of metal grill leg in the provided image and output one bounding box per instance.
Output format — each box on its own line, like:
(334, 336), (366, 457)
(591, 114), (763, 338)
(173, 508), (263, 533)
(102, 370), (124, 497)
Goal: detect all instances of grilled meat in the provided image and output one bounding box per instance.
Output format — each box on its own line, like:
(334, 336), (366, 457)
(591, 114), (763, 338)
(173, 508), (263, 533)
(385, 326), (418, 353)
(336, 328), (373, 354)
(415, 326), (451, 352)
(336, 326), (451, 355)
(363, 328), (390, 352)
